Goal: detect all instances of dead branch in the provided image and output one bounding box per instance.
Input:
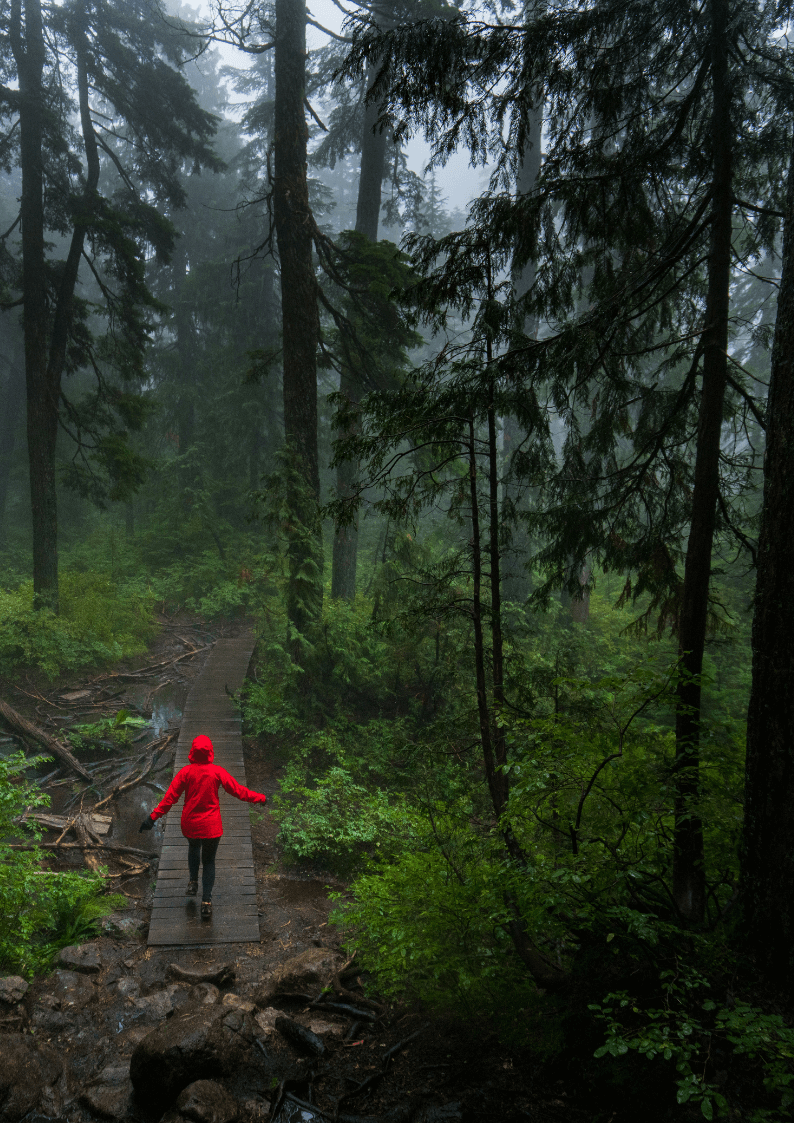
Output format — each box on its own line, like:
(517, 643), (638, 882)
(98, 646), (211, 682)
(93, 733), (175, 810)
(332, 953), (386, 1013)
(8, 841), (155, 859)
(20, 811), (111, 835)
(0, 698), (92, 780)
(73, 812), (106, 870)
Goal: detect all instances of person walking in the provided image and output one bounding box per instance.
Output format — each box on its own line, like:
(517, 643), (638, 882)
(140, 733), (266, 919)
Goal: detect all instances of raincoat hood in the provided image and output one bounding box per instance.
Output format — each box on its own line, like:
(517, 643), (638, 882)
(188, 735), (214, 764)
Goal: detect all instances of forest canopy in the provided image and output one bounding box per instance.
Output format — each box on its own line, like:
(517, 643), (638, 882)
(2, 0), (794, 1118)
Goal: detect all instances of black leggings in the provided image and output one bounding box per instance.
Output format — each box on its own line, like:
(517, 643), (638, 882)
(187, 837), (220, 900)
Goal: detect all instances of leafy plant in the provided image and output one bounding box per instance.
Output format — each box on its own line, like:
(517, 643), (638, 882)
(0, 751), (122, 976)
(589, 968), (794, 1122)
(69, 709), (150, 752)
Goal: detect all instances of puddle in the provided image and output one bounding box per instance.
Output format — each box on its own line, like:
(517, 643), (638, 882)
(126, 682), (186, 739)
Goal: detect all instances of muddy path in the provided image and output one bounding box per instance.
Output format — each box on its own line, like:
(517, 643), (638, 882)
(0, 618), (589, 1123)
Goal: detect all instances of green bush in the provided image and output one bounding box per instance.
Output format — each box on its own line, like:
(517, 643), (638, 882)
(0, 751), (122, 975)
(0, 573), (157, 676)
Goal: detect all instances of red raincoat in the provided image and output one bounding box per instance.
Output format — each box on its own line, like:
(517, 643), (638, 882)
(149, 735), (266, 839)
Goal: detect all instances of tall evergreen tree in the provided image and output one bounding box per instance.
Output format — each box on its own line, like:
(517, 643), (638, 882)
(741, 133), (794, 997)
(1, 0), (221, 609)
(274, 0), (323, 637)
(340, 0), (790, 924)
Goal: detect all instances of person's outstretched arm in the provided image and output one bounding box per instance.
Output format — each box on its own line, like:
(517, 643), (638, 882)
(218, 769), (266, 804)
(148, 768), (189, 820)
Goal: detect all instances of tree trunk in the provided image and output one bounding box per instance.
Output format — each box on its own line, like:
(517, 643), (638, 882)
(502, 27), (542, 607)
(274, 0), (323, 636)
(0, 336), (26, 548)
(11, 0), (58, 610)
(740, 138), (794, 995)
(672, 0), (732, 924)
(172, 241), (195, 467)
(331, 60), (390, 601)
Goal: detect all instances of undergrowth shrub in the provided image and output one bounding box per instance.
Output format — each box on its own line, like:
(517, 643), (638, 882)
(0, 572), (157, 676)
(0, 751), (123, 975)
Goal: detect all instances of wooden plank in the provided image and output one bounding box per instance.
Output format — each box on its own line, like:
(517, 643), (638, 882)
(154, 886), (257, 901)
(149, 628), (259, 949)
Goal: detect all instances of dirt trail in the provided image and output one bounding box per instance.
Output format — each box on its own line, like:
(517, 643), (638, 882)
(0, 618), (588, 1122)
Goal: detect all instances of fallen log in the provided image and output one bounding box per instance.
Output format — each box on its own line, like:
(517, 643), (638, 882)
(7, 841), (155, 860)
(74, 812), (108, 871)
(275, 1015), (326, 1057)
(20, 811), (112, 835)
(0, 699), (91, 781)
(167, 962), (236, 985)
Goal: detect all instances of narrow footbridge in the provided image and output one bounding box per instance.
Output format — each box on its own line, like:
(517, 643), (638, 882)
(147, 629), (259, 946)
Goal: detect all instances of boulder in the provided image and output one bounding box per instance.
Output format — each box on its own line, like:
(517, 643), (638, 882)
(102, 912), (145, 938)
(188, 982), (220, 1006)
(129, 1004), (256, 1110)
(0, 976), (28, 1004)
(52, 969), (96, 1011)
(114, 977), (141, 1000)
(253, 948), (343, 1004)
(161, 1080), (239, 1123)
(130, 983), (187, 1022)
(31, 995), (71, 1034)
(58, 941), (103, 974)
(0, 1035), (67, 1120)
(220, 993), (256, 1014)
(79, 1063), (134, 1119)
(253, 1007), (280, 1036)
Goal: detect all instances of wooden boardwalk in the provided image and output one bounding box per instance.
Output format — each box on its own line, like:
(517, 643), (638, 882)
(147, 630), (259, 946)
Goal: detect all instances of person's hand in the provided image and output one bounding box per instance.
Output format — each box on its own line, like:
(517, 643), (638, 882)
(139, 817), (154, 832)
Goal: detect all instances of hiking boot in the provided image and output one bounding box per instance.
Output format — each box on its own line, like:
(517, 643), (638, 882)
(186, 880), (198, 896)
(201, 900), (212, 920)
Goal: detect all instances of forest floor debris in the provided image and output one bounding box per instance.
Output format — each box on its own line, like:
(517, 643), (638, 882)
(0, 615), (590, 1123)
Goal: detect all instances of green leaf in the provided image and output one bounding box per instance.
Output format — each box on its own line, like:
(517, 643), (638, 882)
(701, 1097), (713, 1120)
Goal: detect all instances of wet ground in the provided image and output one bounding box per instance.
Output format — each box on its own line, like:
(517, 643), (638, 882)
(1, 615), (592, 1123)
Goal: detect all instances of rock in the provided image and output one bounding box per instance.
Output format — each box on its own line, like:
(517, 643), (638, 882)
(0, 976), (28, 1004)
(130, 1004), (257, 1110)
(307, 1018), (345, 1037)
(130, 984), (186, 1021)
(79, 1063), (134, 1119)
(162, 1080), (239, 1123)
(52, 969), (96, 1011)
(221, 993), (256, 1014)
(102, 912), (145, 938)
(57, 941), (103, 973)
(0, 1035), (67, 1120)
(253, 1007), (279, 1035)
(240, 1098), (270, 1121)
(254, 948), (343, 1004)
(114, 977), (141, 1000)
(414, 1104), (463, 1123)
(116, 1024), (153, 1052)
(188, 982), (220, 1006)
(31, 995), (71, 1034)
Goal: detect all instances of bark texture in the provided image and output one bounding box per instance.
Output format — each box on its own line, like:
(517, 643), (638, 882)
(672, 0), (732, 923)
(11, 0), (58, 609)
(274, 0), (323, 635)
(0, 338), (26, 547)
(331, 59), (389, 600)
(741, 139), (794, 994)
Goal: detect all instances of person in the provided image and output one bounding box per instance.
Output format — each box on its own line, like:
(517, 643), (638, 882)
(140, 733), (266, 919)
